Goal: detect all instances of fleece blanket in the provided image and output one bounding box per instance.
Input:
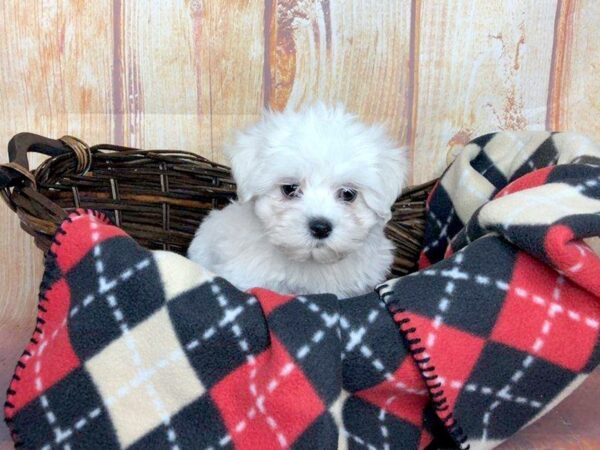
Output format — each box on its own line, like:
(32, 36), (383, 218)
(380, 131), (600, 449)
(4, 131), (600, 450)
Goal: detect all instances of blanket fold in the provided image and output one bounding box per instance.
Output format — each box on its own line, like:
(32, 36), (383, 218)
(5, 211), (441, 450)
(4, 130), (600, 450)
(381, 131), (600, 449)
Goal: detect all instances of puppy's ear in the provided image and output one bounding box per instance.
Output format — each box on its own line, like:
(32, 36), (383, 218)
(225, 120), (268, 203)
(362, 145), (409, 222)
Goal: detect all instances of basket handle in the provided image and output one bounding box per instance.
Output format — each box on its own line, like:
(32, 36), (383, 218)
(0, 133), (72, 189)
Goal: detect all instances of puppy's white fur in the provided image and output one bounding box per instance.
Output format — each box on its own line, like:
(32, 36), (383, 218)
(188, 103), (407, 297)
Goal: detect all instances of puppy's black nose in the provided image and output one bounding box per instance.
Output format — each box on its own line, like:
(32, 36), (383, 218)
(309, 218), (333, 239)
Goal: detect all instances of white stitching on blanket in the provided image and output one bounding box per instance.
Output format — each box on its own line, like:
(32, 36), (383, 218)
(297, 296), (428, 449)
(40, 294), (259, 449)
(211, 361), (297, 450)
(34, 213), (174, 450)
(208, 291), (343, 449)
(378, 395), (399, 450)
(481, 275), (564, 442)
(422, 207), (455, 254)
(89, 215), (181, 450)
(501, 174), (600, 229)
(425, 252), (464, 351)
(448, 381), (541, 409)
(420, 269), (599, 330)
(209, 283), (291, 449)
(419, 260), (595, 440)
(412, 257), (588, 442)
(68, 258), (151, 319)
(341, 428), (379, 450)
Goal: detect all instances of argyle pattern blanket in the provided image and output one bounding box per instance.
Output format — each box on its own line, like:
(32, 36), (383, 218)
(4, 131), (600, 450)
(380, 131), (600, 449)
(5, 211), (444, 450)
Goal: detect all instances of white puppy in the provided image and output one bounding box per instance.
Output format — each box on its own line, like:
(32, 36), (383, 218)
(188, 104), (407, 297)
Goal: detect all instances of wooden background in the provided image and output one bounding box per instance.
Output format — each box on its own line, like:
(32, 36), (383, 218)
(1, 0), (599, 448)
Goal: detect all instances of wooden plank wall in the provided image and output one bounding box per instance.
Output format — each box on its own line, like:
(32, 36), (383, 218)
(0, 0), (599, 447)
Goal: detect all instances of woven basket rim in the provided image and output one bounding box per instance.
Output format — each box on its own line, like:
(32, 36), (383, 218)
(1, 133), (436, 278)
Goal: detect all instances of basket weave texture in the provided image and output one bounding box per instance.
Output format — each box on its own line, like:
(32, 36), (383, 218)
(0, 134), (435, 278)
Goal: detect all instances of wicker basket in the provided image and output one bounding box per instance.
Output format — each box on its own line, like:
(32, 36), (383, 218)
(0, 133), (436, 278)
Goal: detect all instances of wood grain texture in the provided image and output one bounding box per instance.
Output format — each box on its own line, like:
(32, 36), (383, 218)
(112, 0), (264, 162)
(0, 2), (116, 446)
(0, 0), (115, 326)
(547, 0), (600, 140)
(207, 0), (265, 163)
(1, 0), (600, 448)
(411, 0), (558, 183)
(498, 368), (600, 449)
(266, 0), (413, 151)
(116, 0), (211, 151)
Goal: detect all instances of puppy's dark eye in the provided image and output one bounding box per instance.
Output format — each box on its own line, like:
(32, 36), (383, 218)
(281, 184), (302, 198)
(337, 187), (357, 203)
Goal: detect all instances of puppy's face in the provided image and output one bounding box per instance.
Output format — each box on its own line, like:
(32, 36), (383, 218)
(253, 176), (379, 263)
(228, 104), (407, 264)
